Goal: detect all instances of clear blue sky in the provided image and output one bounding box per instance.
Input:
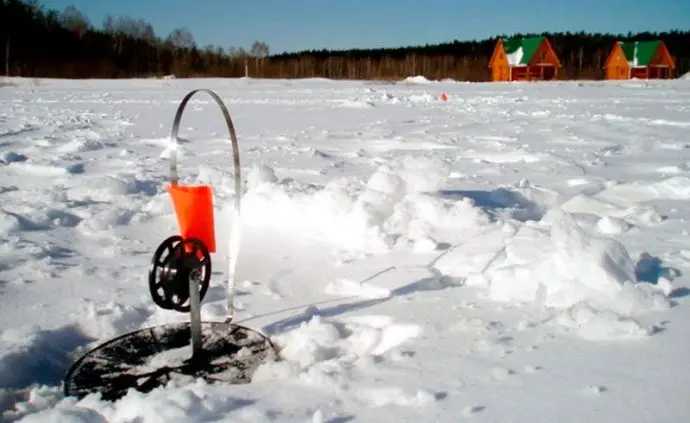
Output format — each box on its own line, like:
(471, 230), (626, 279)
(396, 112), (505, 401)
(43, 0), (689, 54)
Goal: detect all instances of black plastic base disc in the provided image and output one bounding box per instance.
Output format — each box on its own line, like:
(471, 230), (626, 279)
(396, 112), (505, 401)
(63, 322), (279, 402)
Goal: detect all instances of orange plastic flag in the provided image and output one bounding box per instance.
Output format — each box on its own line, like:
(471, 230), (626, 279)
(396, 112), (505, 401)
(168, 184), (217, 253)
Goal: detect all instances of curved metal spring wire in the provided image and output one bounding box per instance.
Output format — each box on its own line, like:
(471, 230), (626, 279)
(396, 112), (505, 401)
(169, 88), (243, 320)
(169, 88), (242, 214)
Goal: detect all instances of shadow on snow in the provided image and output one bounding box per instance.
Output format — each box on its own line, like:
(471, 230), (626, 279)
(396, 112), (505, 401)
(437, 188), (547, 223)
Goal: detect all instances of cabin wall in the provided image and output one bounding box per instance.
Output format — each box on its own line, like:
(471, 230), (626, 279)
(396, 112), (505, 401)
(530, 40), (560, 67)
(628, 66), (673, 80)
(490, 42), (510, 82)
(606, 65), (629, 80)
(493, 66), (509, 82)
(509, 65), (558, 81)
(650, 47), (666, 66)
(510, 66), (529, 81)
(605, 45), (630, 80)
(648, 44), (675, 78)
(540, 66), (557, 80)
(648, 67), (673, 78)
(528, 65), (556, 80)
(630, 67), (649, 79)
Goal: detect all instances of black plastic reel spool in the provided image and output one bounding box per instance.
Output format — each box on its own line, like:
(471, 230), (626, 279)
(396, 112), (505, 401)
(149, 235), (212, 312)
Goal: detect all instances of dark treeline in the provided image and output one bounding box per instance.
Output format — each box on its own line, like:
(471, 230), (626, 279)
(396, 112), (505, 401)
(2, 0), (689, 81)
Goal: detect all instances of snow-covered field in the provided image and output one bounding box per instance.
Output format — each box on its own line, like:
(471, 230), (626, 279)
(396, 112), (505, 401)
(1, 75), (690, 422)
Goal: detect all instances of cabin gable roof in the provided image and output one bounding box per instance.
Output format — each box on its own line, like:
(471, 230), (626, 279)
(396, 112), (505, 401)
(618, 40), (660, 67)
(502, 36), (543, 66)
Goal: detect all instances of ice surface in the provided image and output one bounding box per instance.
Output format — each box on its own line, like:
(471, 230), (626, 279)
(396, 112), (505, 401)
(1, 76), (690, 422)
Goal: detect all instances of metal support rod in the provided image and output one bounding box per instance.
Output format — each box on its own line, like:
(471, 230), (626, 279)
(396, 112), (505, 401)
(189, 274), (203, 360)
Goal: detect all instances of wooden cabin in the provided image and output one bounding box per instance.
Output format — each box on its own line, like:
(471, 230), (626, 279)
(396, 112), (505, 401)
(489, 36), (561, 82)
(604, 40), (675, 80)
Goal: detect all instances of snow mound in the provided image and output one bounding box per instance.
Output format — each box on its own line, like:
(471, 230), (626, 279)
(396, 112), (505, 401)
(598, 176), (690, 203)
(435, 211), (670, 339)
(405, 93), (437, 103)
(402, 76), (434, 84)
(240, 157), (489, 251)
(255, 314), (422, 382)
(9, 381), (272, 423)
(555, 302), (652, 341)
(460, 149), (549, 164)
(554, 176), (690, 228)
(680, 71), (690, 80)
(363, 90), (438, 105)
(338, 99), (376, 108)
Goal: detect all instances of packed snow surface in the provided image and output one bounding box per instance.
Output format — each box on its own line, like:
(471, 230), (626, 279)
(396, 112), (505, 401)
(1, 76), (690, 422)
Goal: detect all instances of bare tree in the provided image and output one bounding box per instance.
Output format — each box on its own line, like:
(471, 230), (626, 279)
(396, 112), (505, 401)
(5, 37), (9, 77)
(250, 40), (270, 58)
(60, 5), (91, 38)
(166, 27), (195, 50)
(250, 40), (269, 76)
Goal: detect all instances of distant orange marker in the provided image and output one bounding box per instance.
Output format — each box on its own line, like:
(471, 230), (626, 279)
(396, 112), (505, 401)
(440, 92), (448, 101)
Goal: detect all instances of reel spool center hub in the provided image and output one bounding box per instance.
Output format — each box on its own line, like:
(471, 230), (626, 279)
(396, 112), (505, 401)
(149, 236), (212, 313)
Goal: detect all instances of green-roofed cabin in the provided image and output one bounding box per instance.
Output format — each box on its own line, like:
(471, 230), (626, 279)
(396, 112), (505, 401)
(489, 36), (561, 82)
(604, 40), (675, 80)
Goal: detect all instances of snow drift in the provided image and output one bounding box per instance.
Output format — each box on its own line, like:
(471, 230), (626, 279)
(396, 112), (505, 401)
(235, 156), (670, 342)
